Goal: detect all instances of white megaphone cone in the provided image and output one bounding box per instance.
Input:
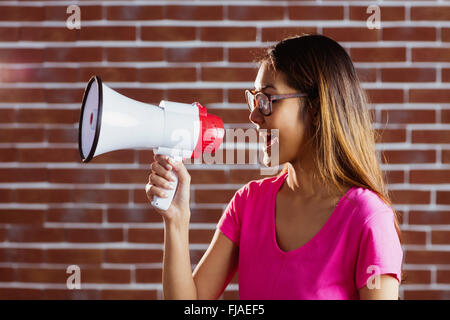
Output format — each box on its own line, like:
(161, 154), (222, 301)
(78, 75), (225, 211)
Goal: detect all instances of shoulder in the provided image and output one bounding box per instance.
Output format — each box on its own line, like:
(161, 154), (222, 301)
(345, 186), (395, 227)
(230, 171), (285, 204)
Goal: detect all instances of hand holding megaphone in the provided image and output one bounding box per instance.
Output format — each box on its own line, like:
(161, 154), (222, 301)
(145, 154), (192, 220)
(78, 75), (224, 211)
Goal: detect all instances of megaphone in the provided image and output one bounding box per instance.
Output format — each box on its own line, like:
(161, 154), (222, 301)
(78, 75), (225, 211)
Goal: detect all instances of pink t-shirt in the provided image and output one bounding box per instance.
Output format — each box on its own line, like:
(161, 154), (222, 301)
(217, 170), (403, 300)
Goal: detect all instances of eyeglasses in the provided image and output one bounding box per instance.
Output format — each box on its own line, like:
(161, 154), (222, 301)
(245, 89), (308, 116)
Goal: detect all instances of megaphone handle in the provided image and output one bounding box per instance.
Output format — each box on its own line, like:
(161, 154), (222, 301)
(151, 155), (180, 211)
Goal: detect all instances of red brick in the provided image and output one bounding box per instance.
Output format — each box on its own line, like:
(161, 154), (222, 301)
(0, 128), (45, 143)
(355, 68), (377, 82)
(167, 5), (223, 20)
(104, 249), (162, 263)
(323, 27), (380, 42)
(352, 47), (406, 62)
(405, 250), (450, 264)
(4, 68), (80, 83)
(142, 26), (196, 41)
(436, 270), (450, 284)
(44, 289), (101, 300)
(0, 89), (45, 103)
(107, 208), (161, 223)
(0, 109), (16, 122)
(410, 90), (450, 103)
(47, 128), (78, 143)
(66, 229), (124, 243)
(437, 191), (450, 205)
(0, 209), (45, 224)
(228, 47), (266, 63)
(0, 248), (43, 263)
(402, 270), (431, 285)
(139, 67), (197, 83)
(261, 27), (317, 42)
(381, 68), (436, 82)
(402, 230), (427, 245)
(105, 47), (164, 62)
(431, 231), (450, 245)
(49, 169), (107, 184)
(381, 109), (435, 124)
(106, 6), (164, 20)
(16, 109), (79, 124)
(205, 108), (249, 124)
(366, 89), (404, 103)
(409, 210), (450, 225)
(0, 27), (19, 41)
(349, 6), (405, 21)
(0, 6), (44, 21)
(201, 67), (257, 82)
(80, 67), (137, 82)
(166, 47), (223, 62)
(375, 129), (406, 143)
(443, 28), (450, 42)
(46, 249), (103, 264)
(73, 189), (129, 204)
(412, 130), (450, 144)
(101, 290), (157, 300)
(135, 268), (161, 283)
(411, 7), (450, 21)
(128, 229), (164, 243)
(45, 47), (103, 62)
(289, 6), (344, 20)
(229, 5), (284, 20)
(20, 27), (77, 42)
(412, 48), (450, 62)
(382, 27), (436, 41)
(88, 149), (135, 164)
(18, 148), (80, 163)
(16, 189), (72, 204)
(0, 168), (47, 183)
(0, 288), (43, 299)
(194, 189), (237, 204)
(45, 5), (102, 21)
(389, 189), (431, 205)
(382, 150), (435, 164)
(167, 88), (223, 104)
(7, 227), (65, 242)
(0, 49), (43, 63)
(200, 27), (257, 42)
(410, 170), (450, 184)
(0, 148), (17, 162)
(46, 208), (103, 223)
(77, 27), (136, 41)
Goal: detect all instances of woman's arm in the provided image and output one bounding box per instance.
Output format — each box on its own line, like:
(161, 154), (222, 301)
(358, 274), (400, 300)
(146, 155), (238, 299)
(193, 229), (239, 299)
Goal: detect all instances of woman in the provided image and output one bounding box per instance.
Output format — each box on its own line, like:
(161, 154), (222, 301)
(145, 34), (403, 300)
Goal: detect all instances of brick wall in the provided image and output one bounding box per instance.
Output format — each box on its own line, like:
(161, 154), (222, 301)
(0, 0), (449, 300)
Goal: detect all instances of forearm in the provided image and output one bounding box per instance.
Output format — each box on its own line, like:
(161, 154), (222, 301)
(162, 217), (197, 299)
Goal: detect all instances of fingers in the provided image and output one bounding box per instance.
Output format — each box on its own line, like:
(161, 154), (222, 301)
(150, 160), (177, 183)
(145, 183), (168, 201)
(149, 172), (176, 191)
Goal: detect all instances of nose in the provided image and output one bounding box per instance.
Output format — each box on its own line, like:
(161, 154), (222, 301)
(248, 106), (264, 127)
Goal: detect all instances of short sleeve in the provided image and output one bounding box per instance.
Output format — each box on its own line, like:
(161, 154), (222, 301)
(216, 185), (247, 247)
(355, 210), (403, 290)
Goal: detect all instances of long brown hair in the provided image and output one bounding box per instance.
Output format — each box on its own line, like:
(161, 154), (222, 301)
(258, 34), (403, 285)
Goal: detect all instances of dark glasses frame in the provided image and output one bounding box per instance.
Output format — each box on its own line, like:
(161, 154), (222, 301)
(245, 89), (308, 116)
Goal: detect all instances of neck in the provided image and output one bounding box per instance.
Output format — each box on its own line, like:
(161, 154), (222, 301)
(283, 156), (338, 204)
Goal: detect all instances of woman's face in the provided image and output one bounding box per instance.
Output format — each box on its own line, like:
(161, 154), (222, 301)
(249, 61), (313, 166)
